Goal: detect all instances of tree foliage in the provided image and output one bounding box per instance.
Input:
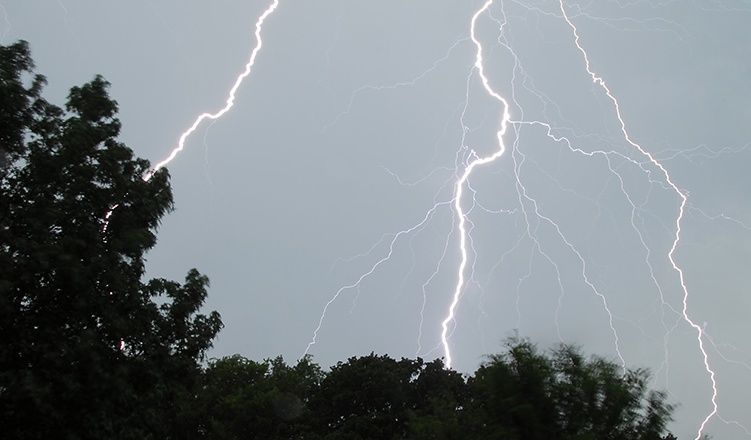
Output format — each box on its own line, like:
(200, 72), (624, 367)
(0, 40), (222, 439)
(183, 345), (675, 440)
(465, 339), (675, 440)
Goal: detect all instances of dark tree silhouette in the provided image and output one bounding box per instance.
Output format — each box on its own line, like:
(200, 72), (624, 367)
(312, 354), (424, 438)
(182, 355), (323, 440)
(0, 41), (222, 440)
(466, 339), (675, 440)
(194, 344), (676, 440)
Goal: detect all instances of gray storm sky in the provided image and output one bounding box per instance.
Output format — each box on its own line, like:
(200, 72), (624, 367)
(4, 1), (750, 438)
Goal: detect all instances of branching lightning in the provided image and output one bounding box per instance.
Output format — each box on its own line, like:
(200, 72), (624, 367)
(304, 199), (454, 357)
(557, 2), (717, 438)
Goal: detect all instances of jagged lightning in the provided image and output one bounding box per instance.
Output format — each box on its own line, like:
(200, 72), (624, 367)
(440, 0), (511, 369)
(100, 0), (280, 231)
(557, 2), (717, 438)
(143, 0), (280, 181)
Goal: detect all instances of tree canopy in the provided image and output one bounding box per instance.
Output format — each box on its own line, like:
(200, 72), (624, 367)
(0, 40), (222, 439)
(179, 342), (675, 440)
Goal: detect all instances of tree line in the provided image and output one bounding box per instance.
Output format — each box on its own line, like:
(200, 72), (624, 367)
(181, 341), (678, 440)
(1, 40), (679, 439)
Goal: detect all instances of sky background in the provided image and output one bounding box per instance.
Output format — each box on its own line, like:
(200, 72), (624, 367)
(4, 1), (751, 438)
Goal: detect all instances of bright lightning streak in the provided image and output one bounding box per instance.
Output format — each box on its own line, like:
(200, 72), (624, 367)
(557, 2), (718, 438)
(101, 0), (280, 232)
(143, 0), (280, 181)
(416, 219), (454, 357)
(440, 0), (511, 369)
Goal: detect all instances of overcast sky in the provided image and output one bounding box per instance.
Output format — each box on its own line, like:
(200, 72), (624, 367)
(4, 1), (751, 438)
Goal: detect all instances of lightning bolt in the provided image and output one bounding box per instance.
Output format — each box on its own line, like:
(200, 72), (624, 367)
(143, 0), (280, 181)
(557, 2), (718, 438)
(102, 0), (280, 230)
(440, 0), (511, 370)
